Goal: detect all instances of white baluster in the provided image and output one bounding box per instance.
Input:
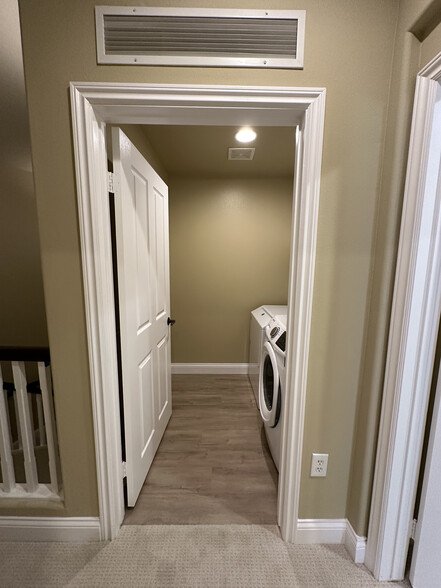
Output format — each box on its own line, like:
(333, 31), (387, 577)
(12, 392), (22, 449)
(12, 361), (38, 493)
(4, 386), (13, 448)
(0, 366), (16, 493)
(28, 393), (36, 444)
(36, 395), (46, 446)
(37, 363), (60, 493)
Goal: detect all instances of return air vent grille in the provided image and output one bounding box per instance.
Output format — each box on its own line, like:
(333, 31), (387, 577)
(228, 148), (255, 161)
(96, 7), (305, 69)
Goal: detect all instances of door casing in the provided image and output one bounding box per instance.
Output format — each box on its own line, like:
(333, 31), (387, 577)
(366, 52), (441, 581)
(70, 83), (326, 541)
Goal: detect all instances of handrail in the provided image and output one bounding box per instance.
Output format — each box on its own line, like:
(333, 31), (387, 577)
(0, 347), (50, 362)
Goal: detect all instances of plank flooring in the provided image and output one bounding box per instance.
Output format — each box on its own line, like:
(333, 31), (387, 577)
(123, 374), (279, 525)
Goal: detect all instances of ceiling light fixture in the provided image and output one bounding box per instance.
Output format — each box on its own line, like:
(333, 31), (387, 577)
(235, 127), (257, 143)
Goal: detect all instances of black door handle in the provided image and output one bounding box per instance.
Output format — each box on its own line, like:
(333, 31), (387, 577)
(167, 317), (176, 326)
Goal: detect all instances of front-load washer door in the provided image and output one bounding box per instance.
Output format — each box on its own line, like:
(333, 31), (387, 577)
(259, 341), (281, 428)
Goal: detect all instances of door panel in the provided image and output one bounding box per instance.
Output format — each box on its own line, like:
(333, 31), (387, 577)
(153, 188), (167, 320)
(157, 335), (169, 420)
(410, 365), (441, 587)
(112, 128), (172, 507)
(409, 88), (441, 588)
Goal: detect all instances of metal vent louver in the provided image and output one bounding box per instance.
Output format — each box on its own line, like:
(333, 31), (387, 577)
(228, 148), (255, 161)
(96, 7), (305, 69)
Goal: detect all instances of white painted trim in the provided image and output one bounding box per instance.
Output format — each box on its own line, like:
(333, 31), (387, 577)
(345, 520), (367, 564)
(0, 516), (101, 542)
(295, 518), (366, 563)
(366, 51), (441, 581)
(279, 96), (326, 543)
(70, 86), (125, 543)
(296, 519), (347, 544)
(171, 363), (249, 375)
(70, 83), (326, 542)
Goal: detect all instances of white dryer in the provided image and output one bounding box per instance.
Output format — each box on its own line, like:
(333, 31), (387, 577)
(259, 314), (287, 471)
(248, 305), (287, 407)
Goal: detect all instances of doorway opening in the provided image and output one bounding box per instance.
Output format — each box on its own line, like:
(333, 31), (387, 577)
(70, 83), (326, 541)
(107, 123), (295, 524)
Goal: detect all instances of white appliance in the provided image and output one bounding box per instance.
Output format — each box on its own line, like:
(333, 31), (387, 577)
(259, 314), (287, 471)
(248, 305), (287, 407)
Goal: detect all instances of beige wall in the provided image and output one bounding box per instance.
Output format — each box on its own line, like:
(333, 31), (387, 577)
(14, 0), (400, 521)
(346, 0), (441, 535)
(0, 0), (48, 348)
(421, 18), (441, 66)
(169, 177), (291, 363)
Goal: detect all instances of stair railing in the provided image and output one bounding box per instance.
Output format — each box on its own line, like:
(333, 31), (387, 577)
(0, 348), (61, 499)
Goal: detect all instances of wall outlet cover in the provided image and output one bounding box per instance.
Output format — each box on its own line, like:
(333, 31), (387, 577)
(311, 453), (328, 477)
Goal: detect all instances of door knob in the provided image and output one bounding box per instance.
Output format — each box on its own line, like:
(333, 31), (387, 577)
(167, 317), (176, 326)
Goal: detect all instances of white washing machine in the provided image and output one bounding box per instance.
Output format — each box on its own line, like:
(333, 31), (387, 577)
(259, 314), (287, 471)
(248, 305), (287, 407)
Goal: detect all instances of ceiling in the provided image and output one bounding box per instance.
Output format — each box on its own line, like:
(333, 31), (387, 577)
(142, 125), (295, 179)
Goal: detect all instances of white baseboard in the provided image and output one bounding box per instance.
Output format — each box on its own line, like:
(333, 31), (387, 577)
(296, 518), (347, 544)
(344, 519), (367, 564)
(296, 519), (366, 564)
(0, 516), (101, 542)
(172, 363), (250, 375)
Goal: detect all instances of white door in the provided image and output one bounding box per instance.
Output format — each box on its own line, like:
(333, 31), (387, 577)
(409, 356), (441, 587)
(409, 86), (441, 587)
(112, 127), (172, 507)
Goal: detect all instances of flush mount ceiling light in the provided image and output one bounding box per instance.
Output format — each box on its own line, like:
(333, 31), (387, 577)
(235, 127), (257, 143)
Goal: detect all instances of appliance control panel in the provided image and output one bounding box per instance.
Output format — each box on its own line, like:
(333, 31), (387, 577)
(266, 318), (287, 356)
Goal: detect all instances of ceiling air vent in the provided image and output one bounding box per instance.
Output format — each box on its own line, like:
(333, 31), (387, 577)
(95, 7), (305, 69)
(228, 148), (255, 161)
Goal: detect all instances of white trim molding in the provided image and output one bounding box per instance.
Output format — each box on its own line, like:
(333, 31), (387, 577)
(70, 83), (326, 542)
(296, 518), (366, 563)
(171, 363), (249, 375)
(296, 519), (347, 544)
(345, 520), (367, 564)
(366, 51), (441, 581)
(0, 516), (101, 542)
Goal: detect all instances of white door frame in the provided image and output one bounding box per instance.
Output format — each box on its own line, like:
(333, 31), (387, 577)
(366, 52), (441, 581)
(70, 82), (326, 541)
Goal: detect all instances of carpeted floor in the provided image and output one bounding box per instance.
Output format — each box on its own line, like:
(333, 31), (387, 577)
(0, 525), (411, 587)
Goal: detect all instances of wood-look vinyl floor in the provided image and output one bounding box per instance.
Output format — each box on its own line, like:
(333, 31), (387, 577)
(123, 374), (279, 525)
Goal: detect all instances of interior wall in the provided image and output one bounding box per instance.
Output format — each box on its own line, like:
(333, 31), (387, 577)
(420, 19), (441, 65)
(346, 0), (441, 537)
(15, 0), (399, 520)
(169, 177), (292, 363)
(0, 0), (48, 348)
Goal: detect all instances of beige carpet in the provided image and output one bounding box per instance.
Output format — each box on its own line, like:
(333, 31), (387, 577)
(0, 525), (411, 588)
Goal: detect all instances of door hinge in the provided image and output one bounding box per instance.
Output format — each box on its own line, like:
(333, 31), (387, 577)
(122, 461), (127, 479)
(410, 518), (418, 541)
(108, 171), (115, 194)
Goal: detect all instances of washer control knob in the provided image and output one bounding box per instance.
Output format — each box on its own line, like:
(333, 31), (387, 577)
(270, 326), (280, 338)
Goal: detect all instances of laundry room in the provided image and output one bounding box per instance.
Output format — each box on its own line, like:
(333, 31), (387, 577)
(107, 122), (295, 524)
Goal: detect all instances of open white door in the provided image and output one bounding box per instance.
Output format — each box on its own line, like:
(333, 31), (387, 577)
(409, 88), (441, 587)
(112, 127), (172, 507)
(410, 359), (441, 587)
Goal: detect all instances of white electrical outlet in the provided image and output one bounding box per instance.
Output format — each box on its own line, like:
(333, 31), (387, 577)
(311, 453), (328, 477)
